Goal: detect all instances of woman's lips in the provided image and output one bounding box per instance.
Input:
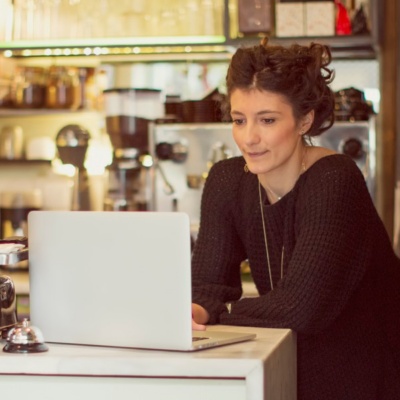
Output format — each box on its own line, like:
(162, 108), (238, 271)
(246, 150), (268, 159)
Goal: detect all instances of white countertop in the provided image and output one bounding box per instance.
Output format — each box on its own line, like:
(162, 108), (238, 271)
(0, 325), (294, 378)
(0, 325), (296, 400)
(0, 326), (297, 400)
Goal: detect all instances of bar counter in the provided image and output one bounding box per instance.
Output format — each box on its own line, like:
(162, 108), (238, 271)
(0, 325), (296, 400)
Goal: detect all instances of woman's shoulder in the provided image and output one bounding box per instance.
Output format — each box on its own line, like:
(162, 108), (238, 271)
(305, 146), (362, 176)
(298, 147), (369, 200)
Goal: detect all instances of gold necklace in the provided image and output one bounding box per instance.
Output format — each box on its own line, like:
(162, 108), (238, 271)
(264, 186), (282, 201)
(258, 146), (308, 289)
(258, 181), (284, 290)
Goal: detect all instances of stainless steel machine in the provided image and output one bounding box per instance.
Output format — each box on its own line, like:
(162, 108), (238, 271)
(0, 274), (17, 334)
(0, 237), (26, 334)
(149, 117), (377, 235)
(313, 117), (376, 202)
(148, 122), (241, 234)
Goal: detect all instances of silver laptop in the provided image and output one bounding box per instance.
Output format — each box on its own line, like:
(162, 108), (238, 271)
(28, 211), (255, 351)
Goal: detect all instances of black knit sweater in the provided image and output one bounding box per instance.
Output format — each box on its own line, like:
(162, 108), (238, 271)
(192, 154), (400, 400)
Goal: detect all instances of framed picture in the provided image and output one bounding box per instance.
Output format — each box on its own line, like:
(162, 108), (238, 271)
(238, 0), (272, 34)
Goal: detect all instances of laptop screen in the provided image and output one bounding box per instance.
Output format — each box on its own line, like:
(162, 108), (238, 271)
(28, 211), (194, 350)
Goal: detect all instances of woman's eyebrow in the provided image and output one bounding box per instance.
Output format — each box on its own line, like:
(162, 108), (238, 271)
(230, 109), (281, 116)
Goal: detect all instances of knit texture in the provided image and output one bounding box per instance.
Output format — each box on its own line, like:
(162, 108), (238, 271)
(192, 154), (400, 400)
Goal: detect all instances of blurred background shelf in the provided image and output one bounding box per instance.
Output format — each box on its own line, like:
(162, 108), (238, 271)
(0, 159), (51, 165)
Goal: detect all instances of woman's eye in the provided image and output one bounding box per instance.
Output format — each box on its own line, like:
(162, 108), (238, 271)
(232, 118), (245, 125)
(261, 118), (275, 124)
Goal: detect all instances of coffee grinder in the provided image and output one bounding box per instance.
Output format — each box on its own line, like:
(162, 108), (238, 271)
(103, 88), (164, 211)
(55, 124), (91, 211)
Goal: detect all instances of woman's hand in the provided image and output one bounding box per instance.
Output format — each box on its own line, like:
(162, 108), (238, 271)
(191, 303), (210, 331)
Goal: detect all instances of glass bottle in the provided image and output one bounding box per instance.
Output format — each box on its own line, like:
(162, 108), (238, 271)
(46, 66), (80, 109)
(12, 66), (46, 109)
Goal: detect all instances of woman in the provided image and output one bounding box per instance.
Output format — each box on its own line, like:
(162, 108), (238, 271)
(191, 38), (400, 399)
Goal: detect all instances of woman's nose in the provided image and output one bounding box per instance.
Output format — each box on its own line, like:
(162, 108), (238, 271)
(243, 123), (261, 145)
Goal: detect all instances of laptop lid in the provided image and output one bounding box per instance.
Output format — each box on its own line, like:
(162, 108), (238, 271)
(28, 211), (255, 351)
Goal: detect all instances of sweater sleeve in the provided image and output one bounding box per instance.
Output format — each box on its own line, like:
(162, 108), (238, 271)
(191, 158), (247, 323)
(220, 156), (377, 334)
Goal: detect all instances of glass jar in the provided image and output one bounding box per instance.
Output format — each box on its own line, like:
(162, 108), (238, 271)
(11, 66), (46, 108)
(0, 78), (12, 108)
(46, 66), (80, 109)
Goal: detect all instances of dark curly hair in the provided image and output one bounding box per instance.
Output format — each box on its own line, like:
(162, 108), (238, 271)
(222, 37), (335, 137)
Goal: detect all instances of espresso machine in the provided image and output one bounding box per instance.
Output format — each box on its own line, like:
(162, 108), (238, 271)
(0, 274), (18, 335)
(103, 88), (164, 211)
(0, 238), (26, 335)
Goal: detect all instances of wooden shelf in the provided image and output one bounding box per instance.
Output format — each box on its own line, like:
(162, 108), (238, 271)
(0, 159), (52, 165)
(0, 1), (381, 61)
(0, 35), (378, 60)
(0, 108), (98, 115)
(226, 34), (378, 60)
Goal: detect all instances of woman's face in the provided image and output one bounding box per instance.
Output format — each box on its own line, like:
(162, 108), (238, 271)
(230, 88), (308, 177)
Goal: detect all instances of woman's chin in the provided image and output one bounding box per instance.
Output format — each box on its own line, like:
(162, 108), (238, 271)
(246, 164), (266, 175)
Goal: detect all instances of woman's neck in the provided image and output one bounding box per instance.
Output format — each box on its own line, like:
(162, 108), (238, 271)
(258, 145), (308, 203)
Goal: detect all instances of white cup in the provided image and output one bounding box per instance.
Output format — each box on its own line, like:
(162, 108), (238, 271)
(26, 137), (56, 160)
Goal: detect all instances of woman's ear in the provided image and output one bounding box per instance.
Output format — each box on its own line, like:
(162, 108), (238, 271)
(300, 110), (315, 134)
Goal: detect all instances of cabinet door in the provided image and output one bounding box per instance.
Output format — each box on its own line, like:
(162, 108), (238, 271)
(0, 376), (247, 400)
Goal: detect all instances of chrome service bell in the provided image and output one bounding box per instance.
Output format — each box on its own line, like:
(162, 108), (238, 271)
(3, 318), (49, 353)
